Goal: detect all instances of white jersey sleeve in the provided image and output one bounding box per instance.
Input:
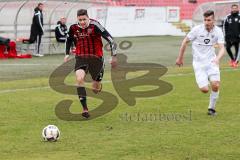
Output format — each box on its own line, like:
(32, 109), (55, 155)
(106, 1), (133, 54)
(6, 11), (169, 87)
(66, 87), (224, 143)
(187, 26), (199, 41)
(216, 27), (224, 44)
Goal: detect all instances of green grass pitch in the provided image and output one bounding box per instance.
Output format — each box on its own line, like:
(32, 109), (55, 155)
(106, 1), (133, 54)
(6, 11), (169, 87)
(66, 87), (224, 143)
(0, 36), (240, 160)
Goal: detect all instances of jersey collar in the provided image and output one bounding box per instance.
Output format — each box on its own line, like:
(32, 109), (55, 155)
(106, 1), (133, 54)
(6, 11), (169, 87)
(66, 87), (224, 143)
(205, 24), (215, 33)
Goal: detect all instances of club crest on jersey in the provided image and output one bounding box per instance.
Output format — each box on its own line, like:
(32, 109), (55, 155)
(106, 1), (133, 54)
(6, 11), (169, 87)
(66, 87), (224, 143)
(235, 18), (238, 22)
(204, 39), (210, 44)
(87, 28), (93, 34)
(211, 35), (214, 39)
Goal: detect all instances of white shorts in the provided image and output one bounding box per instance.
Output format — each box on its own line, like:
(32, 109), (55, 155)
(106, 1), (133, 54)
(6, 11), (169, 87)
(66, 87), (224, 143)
(193, 61), (220, 88)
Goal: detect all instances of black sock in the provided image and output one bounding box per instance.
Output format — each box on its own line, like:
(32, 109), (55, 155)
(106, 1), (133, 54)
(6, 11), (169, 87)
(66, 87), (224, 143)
(80, 97), (87, 110)
(77, 87), (88, 110)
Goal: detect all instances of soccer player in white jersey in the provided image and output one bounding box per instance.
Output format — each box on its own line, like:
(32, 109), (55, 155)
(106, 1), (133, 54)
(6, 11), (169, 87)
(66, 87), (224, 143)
(176, 10), (225, 116)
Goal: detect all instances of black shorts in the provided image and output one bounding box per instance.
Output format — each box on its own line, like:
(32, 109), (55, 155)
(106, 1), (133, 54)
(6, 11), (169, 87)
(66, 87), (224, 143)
(75, 56), (104, 82)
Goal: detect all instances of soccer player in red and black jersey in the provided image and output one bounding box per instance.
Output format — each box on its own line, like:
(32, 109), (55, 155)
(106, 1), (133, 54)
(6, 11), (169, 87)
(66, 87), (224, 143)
(64, 9), (117, 118)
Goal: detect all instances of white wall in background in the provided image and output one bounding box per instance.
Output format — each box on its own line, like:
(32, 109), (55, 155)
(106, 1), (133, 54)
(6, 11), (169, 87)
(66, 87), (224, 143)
(89, 6), (185, 37)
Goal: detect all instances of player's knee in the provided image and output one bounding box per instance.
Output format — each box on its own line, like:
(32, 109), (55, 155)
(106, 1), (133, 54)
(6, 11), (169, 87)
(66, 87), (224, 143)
(76, 76), (85, 85)
(200, 87), (209, 93)
(211, 82), (220, 92)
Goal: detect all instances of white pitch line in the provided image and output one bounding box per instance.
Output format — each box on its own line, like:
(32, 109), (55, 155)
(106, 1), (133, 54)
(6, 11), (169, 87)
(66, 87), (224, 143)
(0, 86), (50, 94)
(165, 67), (240, 77)
(0, 67), (239, 94)
(0, 64), (59, 66)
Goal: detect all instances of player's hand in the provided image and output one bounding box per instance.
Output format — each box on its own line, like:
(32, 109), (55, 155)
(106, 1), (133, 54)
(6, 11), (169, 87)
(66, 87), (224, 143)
(110, 56), (117, 68)
(176, 57), (183, 67)
(64, 55), (70, 62)
(212, 58), (220, 65)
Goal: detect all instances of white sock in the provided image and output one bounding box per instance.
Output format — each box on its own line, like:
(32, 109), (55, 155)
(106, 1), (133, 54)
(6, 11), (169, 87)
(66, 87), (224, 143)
(208, 91), (219, 110)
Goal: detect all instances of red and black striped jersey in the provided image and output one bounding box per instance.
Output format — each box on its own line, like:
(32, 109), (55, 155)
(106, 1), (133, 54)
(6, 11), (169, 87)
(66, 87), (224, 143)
(65, 19), (116, 58)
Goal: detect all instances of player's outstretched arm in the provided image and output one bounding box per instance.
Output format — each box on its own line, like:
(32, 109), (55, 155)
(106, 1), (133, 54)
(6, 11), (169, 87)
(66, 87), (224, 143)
(103, 33), (117, 68)
(213, 43), (225, 65)
(101, 30), (117, 68)
(176, 37), (190, 67)
(94, 21), (117, 68)
(109, 55), (117, 68)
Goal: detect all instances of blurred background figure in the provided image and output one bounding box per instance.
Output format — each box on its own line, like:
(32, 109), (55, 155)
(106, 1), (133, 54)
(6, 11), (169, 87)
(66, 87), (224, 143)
(0, 36), (30, 59)
(0, 36), (10, 50)
(55, 17), (68, 43)
(23, 3), (44, 57)
(223, 4), (240, 68)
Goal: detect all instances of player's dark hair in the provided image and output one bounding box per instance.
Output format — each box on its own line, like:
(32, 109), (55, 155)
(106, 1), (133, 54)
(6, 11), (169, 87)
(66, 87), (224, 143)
(231, 4), (238, 8)
(77, 9), (88, 17)
(203, 10), (214, 18)
(38, 3), (43, 7)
